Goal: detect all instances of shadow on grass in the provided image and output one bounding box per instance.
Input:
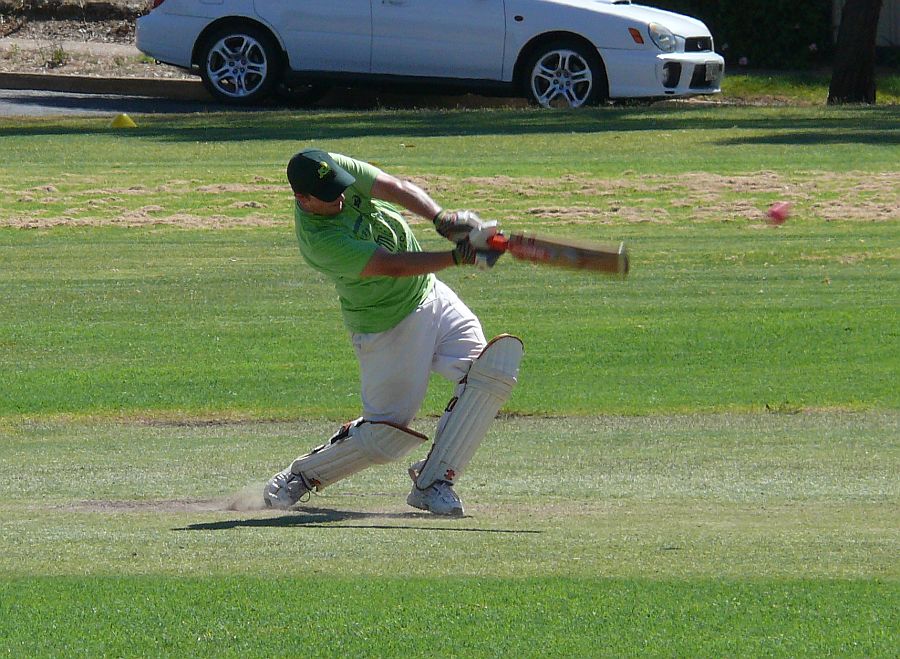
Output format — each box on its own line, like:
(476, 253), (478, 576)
(174, 506), (541, 534)
(0, 102), (897, 143)
(717, 130), (899, 146)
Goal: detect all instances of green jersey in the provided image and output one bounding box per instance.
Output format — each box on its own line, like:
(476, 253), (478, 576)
(293, 154), (434, 334)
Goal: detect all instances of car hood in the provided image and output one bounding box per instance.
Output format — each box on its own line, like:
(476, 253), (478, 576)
(542, 0), (711, 36)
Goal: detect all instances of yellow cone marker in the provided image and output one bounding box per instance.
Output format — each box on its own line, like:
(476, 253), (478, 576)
(110, 113), (137, 128)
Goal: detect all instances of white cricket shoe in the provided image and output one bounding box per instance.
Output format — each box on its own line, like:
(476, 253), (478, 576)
(263, 469), (311, 509)
(407, 481), (464, 516)
(407, 458), (465, 516)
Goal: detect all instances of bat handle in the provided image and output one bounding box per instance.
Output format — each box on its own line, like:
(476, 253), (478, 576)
(487, 233), (509, 252)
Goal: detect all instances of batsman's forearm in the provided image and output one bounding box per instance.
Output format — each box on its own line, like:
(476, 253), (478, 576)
(394, 180), (442, 220)
(360, 249), (457, 278)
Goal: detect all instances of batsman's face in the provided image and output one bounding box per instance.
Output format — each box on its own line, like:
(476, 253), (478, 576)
(296, 192), (344, 216)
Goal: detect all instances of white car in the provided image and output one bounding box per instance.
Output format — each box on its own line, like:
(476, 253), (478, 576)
(136, 0), (724, 107)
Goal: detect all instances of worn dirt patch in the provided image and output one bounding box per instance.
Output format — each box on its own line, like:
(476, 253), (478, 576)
(2, 213), (281, 228)
(57, 485), (270, 513)
(4, 170), (896, 228)
(194, 183), (284, 194)
(230, 200), (268, 209)
(58, 498), (231, 513)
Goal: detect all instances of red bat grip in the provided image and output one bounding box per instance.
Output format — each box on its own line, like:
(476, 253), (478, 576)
(487, 233), (509, 252)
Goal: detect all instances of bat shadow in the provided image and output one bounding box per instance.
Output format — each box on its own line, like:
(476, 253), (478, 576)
(173, 505), (540, 534)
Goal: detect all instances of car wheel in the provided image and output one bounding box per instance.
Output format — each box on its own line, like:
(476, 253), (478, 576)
(200, 25), (280, 104)
(524, 40), (608, 108)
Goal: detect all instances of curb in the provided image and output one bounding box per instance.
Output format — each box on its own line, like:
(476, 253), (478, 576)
(0, 71), (211, 101)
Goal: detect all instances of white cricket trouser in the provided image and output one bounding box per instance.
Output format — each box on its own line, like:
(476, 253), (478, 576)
(351, 279), (486, 426)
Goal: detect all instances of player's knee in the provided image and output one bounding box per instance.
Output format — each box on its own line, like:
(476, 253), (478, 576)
(362, 410), (417, 429)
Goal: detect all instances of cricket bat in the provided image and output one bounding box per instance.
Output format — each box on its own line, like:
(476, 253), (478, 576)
(487, 232), (629, 276)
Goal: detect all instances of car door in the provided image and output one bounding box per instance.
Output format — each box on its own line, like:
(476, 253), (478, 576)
(371, 0), (506, 79)
(253, 0), (373, 72)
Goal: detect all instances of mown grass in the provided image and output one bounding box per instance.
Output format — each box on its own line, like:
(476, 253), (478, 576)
(0, 105), (897, 655)
(2, 221), (897, 418)
(1, 412), (897, 655)
(722, 70), (900, 105)
(0, 413), (896, 579)
(1, 577), (896, 657)
(1, 105), (897, 418)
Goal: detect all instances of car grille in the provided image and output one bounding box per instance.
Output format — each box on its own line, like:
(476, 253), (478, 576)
(685, 37), (713, 52)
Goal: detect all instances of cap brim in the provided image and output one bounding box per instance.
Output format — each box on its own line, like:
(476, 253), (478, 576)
(315, 168), (355, 202)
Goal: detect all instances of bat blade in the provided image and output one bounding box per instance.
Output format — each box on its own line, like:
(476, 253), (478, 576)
(488, 232), (629, 276)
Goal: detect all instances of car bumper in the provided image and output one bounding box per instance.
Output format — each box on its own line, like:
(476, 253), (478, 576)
(136, 11), (208, 69)
(600, 49), (725, 99)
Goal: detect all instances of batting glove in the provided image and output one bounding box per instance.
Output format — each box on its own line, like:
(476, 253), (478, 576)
(433, 209), (486, 243)
(452, 237), (503, 270)
(466, 221), (499, 250)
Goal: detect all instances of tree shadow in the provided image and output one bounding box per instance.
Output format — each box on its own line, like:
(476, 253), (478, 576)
(174, 506), (541, 534)
(716, 129), (899, 146)
(1, 100), (897, 144)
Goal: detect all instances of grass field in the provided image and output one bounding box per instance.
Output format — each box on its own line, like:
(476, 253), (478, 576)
(722, 70), (900, 105)
(1, 103), (898, 655)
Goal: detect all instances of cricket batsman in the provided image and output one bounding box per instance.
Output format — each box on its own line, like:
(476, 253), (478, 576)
(263, 149), (523, 516)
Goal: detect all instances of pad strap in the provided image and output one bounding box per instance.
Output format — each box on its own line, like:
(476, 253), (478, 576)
(291, 419), (427, 490)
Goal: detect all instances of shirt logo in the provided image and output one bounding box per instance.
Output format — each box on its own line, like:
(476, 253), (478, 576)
(353, 211), (409, 254)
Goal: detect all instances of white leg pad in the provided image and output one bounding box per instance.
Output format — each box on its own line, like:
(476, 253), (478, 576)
(415, 334), (524, 489)
(291, 419), (427, 491)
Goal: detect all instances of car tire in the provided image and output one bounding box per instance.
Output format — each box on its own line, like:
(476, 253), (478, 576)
(199, 25), (281, 105)
(523, 40), (608, 108)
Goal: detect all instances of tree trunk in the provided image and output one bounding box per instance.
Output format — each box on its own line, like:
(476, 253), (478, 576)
(828, 0), (883, 104)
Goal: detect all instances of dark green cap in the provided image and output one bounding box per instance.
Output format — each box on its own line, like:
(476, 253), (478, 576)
(286, 149), (355, 201)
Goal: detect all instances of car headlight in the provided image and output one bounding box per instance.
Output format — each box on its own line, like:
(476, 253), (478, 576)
(648, 23), (676, 53)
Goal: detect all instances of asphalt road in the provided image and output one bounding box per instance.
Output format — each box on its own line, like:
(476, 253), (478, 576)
(0, 84), (522, 117)
(0, 88), (224, 116)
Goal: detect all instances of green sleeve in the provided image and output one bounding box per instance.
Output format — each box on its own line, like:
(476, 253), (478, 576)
(330, 153), (382, 196)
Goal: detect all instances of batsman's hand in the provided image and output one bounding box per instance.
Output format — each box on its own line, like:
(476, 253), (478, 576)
(452, 236), (503, 270)
(433, 210), (493, 243)
(466, 221), (499, 250)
